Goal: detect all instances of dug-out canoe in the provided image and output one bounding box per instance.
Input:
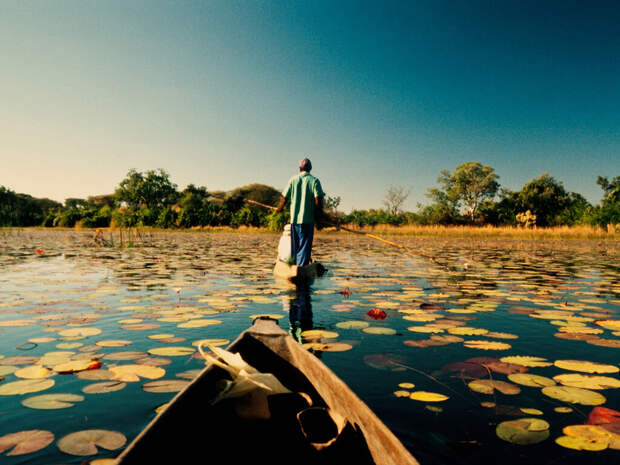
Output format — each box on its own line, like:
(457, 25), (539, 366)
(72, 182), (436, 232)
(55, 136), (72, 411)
(273, 260), (326, 282)
(116, 318), (418, 465)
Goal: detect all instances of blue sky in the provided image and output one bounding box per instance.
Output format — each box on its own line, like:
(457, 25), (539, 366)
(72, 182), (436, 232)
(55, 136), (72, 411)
(1, 1), (618, 212)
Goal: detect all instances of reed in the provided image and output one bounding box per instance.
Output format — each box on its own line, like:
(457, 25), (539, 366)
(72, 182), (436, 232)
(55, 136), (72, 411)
(331, 223), (619, 240)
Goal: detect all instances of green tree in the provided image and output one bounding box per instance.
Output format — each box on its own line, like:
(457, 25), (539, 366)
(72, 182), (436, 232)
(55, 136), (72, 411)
(114, 169), (178, 211)
(515, 174), (571, 227)
(436, 162), (499, 222)
(591, 175), (620, 225)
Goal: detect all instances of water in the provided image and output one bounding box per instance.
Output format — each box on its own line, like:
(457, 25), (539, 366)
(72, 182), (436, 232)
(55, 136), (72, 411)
(0, 230), (618, 464)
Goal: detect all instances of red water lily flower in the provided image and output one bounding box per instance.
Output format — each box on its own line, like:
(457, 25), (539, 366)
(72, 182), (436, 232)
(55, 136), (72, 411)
(35, 249), (45, 255)
(367, 308), (387, 320)
(339, 288), (352, 296)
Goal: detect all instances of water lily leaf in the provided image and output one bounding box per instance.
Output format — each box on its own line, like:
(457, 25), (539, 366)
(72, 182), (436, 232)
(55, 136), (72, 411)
(335, 321), (370, 330)
(75, 369), (116, 380)
(103, 351), (148, 361)
(82, 381), (127, 394)
(0, 430), (54, 456)
(121, 323), (161, 330)
(394, 390), (411, 397)
(466, 357), (528, 375)
(441, 362), (488, 379)
(448, 327), (489, 336)
(363, 327), (397, 335)
(57, 429), (126, 456)
(192, 338), (229, 347)
(53, 359), (101, 374)
(109, 364), (166, 382)
(0, 366), (18, 376)
(468, 379), (521, 395)
(300, 330), (339, 341)
(409, 391), (449, 402)
(594, 320), (620, 330)
(177, 319), (222, 328)
(13, 365), (54, 379)
(555, 407), (573, 413)
(499, 356), (552, 367)
(143, 379), (190, 393)
(559, 424), (620, 450)
(0, 379), (55, 395)
(496, 418), (550, 445)
(520, 408), (543, 415)
(508, 373), (556, 388)
(555, 435), (608, 451)
(541, 386), (606, 405)
(363, 354), (407, 371)
(554, 360), (619, 374)
(57, 328), (101, 338)
(0, 356), (41, 366)
(586, 406), (620, 425)
(22, 393), (84, 409)
(463, 340), (511, 350)
(407, 326), (444, 333)
(553, 373), (620, 390)
(96, 340), (132, 347)
(302, 342), (353, 352)
(399, 382), (415, 389)
(147, 347), (195, 357)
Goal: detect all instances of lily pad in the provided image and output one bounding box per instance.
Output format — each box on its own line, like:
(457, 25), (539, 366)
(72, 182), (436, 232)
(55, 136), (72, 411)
(147, 347), (195, 357)
(0, 379), (55, 395)
(496, 418), (550, 445)
(463, 340), (511, 350)
(468, 379), (521, 395)
(335, 321), (370, 330)
(109, 364), (166, 382)
(409, 391), (449, 402)
(22, 393), (85, 410)
(499, 356), (552, 367)
(143, 379), (190, 393)
(363, 327), (397, 335)
(507, 373), (556, 388)
(57, 327), (102, 338)
(0, 430), (54, 456)
(541, 386), (606, 405)
(57, 429), (126, 456)
(13, 365), (54, 379)
(553, 373), (620, 390)
(82, 381), (127, 394)
(554, 360), (619, 374)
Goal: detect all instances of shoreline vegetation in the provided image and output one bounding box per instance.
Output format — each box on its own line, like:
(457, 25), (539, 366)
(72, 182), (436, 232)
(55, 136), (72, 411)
(2, 166), (618, 236)
(2, 224), (618, 241)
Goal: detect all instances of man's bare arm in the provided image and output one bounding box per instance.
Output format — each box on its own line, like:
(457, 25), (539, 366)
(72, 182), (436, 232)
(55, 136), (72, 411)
(275, 196), (286, 213)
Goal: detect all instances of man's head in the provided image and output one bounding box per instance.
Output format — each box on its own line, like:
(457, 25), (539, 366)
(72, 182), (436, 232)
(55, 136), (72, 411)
(299, 157), (312, 172)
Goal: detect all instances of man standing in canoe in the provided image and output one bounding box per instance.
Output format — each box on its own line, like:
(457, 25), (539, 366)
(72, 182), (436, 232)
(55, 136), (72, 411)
(276, 157), (325, 266)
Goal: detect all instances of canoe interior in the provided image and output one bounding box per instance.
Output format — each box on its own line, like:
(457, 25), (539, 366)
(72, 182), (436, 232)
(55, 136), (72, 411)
(117, 319), (417, 465)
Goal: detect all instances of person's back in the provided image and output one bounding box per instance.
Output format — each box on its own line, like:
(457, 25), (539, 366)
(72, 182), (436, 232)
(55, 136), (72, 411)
(276, 157), (324, 266)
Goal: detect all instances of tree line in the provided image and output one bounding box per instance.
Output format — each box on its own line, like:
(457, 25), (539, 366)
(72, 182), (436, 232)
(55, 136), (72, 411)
(0, 164), (618, 230)
(345, 162), (619, 228)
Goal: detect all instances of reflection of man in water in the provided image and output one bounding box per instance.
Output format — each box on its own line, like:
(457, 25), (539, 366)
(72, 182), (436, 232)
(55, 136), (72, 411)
(287, 285), (313, 342)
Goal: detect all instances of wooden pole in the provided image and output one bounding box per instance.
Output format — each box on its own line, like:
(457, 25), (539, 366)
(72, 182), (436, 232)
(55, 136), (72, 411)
(245, 199), (437, 262)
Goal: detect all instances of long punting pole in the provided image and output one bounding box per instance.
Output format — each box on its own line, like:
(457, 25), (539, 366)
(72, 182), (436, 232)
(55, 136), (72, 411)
(245, 199), (438, 263)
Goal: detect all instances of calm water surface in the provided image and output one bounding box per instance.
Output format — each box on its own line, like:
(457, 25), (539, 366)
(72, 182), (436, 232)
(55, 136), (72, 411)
(0, 230), (618, 464)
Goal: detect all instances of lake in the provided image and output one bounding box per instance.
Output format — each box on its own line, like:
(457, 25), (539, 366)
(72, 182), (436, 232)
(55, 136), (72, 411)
(0, 229), (618, 464)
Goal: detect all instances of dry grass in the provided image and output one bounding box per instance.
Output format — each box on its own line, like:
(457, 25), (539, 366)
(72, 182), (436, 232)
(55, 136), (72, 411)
(330, 223), (620, 240)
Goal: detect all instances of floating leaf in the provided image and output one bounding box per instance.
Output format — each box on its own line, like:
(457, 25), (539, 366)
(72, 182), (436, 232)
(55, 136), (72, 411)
(53, 359), (101, 374)
(463, 340), (511, 350)
(507, 373), (556, 388)
(300, 330), (339, 341)
(554, 360), (619, 374)
(553, 373), (620, 390)
(57, 328), (101, 338)
(303, 342), (353, 352)
(96, 340), (132, 347)
(57, 429), (126, 456)
(555, 407), (573, 413)
(363, 327), (397, 335)
(177, 319), (222, 328)
(496, 418), (550, 445)
(468, 379), (521, 395)
(399, 382), (415, 389)
(143, 379), (190, 393)
(109, 365), (166, 382)
(103, 351), (147, 361)
(82, 379), (126, 393)
(394, 390), (411, 398)
(499, 356), (552, 367)
(0, 430), (54, 456)
(22, 393), (84, 410)
(335, 321), (369, 330)
(541, 386), (606, 405)
(407, 326), (443, 334)
(147, 347), (195, 357)
(586, 406), (620, 425)
(466, 357), (528, 375)
(448, 327), (489, 336)
(0, 379), (55, 395)
(555, 435), (608, 451)
(409, 391), (449, 402)
(192, 338), (229, 347)
(520, 408), (543, 415)
(13, 365), (54, 379)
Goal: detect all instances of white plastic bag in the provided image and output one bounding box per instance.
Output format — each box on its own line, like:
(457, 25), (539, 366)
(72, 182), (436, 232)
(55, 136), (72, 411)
(277, 224), (293, 263)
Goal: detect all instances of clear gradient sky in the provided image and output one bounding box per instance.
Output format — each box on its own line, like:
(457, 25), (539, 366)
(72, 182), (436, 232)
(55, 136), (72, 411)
(1, 1), (618, 212)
